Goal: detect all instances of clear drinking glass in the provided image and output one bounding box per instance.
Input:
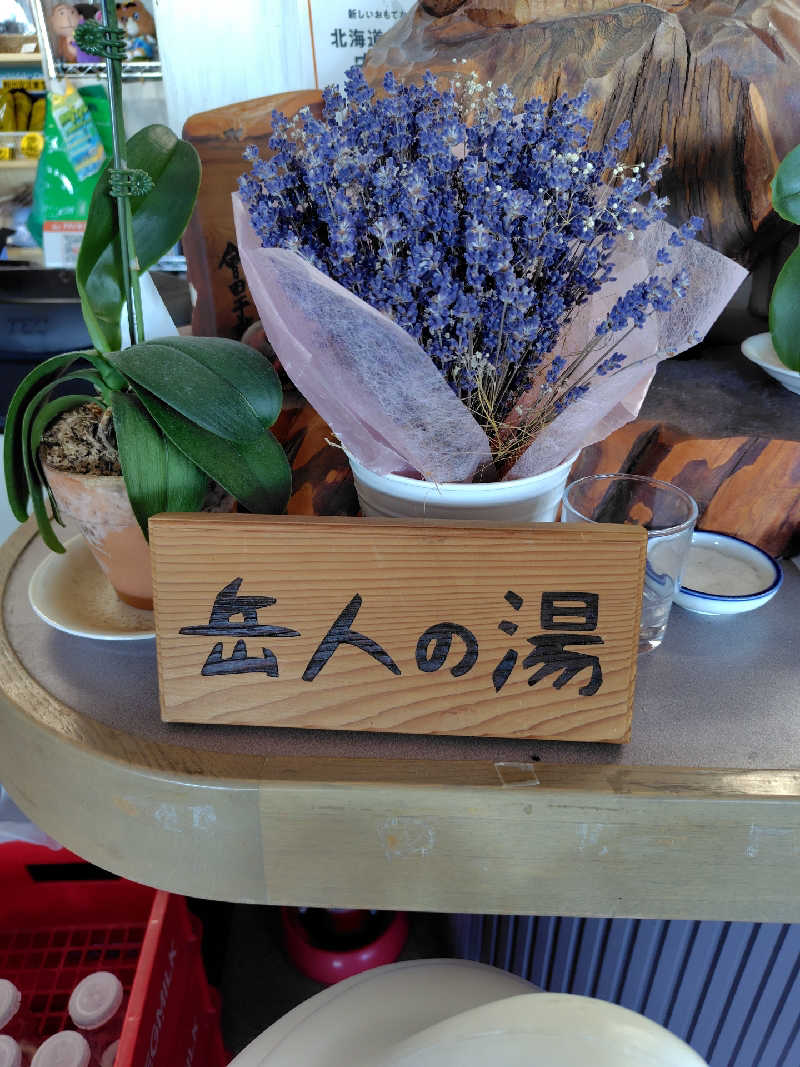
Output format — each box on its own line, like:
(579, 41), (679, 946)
(561, 474), (698, 652)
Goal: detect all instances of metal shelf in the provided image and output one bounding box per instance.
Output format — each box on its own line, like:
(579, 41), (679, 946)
(29, 0), (161, 84)
(55, 60), (161, 81)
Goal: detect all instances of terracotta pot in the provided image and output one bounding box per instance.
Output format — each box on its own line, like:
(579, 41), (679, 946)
(43, 464), (155, 610)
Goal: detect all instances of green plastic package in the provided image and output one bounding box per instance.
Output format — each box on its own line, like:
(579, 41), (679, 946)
(28, 83), (113, 257)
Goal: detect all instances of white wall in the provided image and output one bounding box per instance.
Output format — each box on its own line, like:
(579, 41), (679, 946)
(151, 0), (316, 134)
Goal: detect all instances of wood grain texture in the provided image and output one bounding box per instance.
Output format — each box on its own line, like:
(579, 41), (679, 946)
(182, 90), (323, 339)
(283, 404), (359, 517)
(572, 420), (800, 557)
(151, 515), (645, 740)
(364, 0), (797, 266)
(238, 320), (359, 515)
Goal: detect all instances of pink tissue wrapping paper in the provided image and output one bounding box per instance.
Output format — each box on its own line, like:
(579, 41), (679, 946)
(508, 221), (749, 477)
(235, 195), (748, 482)
(234, 196), (491, 483)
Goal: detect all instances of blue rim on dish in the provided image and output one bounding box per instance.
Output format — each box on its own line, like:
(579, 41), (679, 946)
(678, 531), (783, 601)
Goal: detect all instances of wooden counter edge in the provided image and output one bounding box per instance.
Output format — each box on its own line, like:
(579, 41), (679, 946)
(2, 520), (800, 799)
(4, 522), (800, 921)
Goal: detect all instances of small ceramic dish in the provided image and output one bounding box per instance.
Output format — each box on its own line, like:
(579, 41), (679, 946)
(674, 530), (783, 616)
(741, 332), (800, 395)
(29, 534), (154, 640)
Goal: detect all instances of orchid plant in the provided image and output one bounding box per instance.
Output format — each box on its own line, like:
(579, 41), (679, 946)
(239, 67), (701, 466)
(768, 144), (800, 371)
(5, 0), (290, 552)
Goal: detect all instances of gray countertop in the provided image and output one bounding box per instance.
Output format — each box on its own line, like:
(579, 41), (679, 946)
(640, 347), (800, 441)
(5, 530), (798, 771)
(3, 339), (798, 774)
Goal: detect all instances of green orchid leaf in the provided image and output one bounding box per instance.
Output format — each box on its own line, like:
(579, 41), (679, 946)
(111, 391), (167, 537)
(31, 394), (98, 524)
(163, 435), (209, 514)
(133, 386), (291, 514)
(22, 456), (64, 553)
(19, 369), (112, 550)
(772, 145), (800, 225)
(140, 336), (283, 427)
(769, 245), (800, 371)
(106, 336), (283, 443)
(111, 391), (207, 539)
(4, 353), (97, 522)
(83, 350), (128, 393)
(76, 124), (201, 353)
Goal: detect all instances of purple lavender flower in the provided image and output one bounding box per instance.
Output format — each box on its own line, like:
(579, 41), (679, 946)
(596, 351), (627, 375)
(239, 67), (699, 457)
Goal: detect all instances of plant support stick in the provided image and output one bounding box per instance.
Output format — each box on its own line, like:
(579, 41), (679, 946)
(100, 0), (142, 345)
(75, 3), (146, 346)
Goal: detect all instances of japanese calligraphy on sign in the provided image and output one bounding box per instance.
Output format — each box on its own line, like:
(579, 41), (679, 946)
(217, 242), (253, 334)
(309, 0), (413, 87)
(151, 515), (646, 743)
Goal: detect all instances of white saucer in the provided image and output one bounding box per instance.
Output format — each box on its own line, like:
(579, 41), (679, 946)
(674, 531), (782, 616)
(741, 332), (800, 395)
(28, 534), (155, 640)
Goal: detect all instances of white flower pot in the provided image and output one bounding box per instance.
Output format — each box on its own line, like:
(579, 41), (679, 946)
(741, 332), (800, 395)
(347, 453), (579, 522)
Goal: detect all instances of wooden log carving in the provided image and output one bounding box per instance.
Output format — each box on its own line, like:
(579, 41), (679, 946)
(573, 419), (800, 557)
(239, 319), (798, 551)
(240, 321), (359, 517)
(237, 313), (800, 558)
(364, 0), (799, 265)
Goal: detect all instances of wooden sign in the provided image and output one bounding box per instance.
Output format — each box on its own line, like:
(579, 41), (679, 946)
(150, 515), (646, 743)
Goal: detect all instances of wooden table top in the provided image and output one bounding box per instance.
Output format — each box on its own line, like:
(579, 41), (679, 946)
(1, 520), (799, 921)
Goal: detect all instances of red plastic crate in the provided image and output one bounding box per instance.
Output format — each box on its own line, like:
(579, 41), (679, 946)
(0, 842), (227, 1067)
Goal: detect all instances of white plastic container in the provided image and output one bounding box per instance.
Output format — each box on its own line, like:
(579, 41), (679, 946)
(31, 1033), (90, 1067)
(68, 974), (123, 1066)
(347, 453), (578, 522)
(0, 1036), (22, 1067)
(227, 961), (707, 1067)
(378, 993), (708, 1066)
(98, 1041), (118, 1067)
(0, 982), (21, 1034)
(0, 981), (32, 1053)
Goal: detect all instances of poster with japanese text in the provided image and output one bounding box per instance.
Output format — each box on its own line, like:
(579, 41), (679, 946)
(308, 0), (414, 89)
